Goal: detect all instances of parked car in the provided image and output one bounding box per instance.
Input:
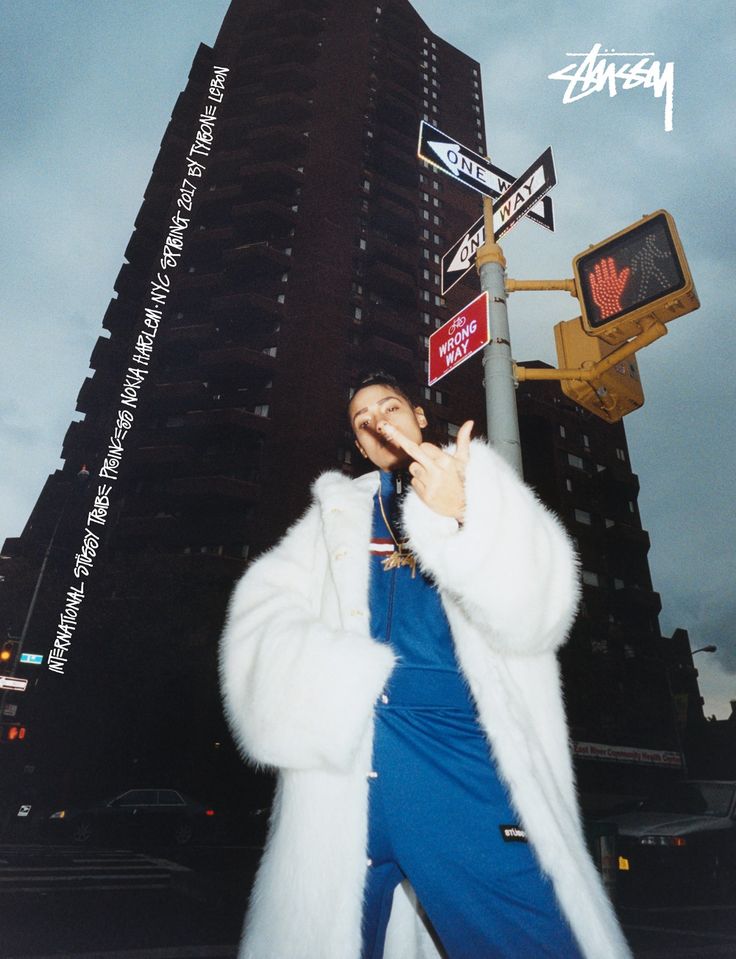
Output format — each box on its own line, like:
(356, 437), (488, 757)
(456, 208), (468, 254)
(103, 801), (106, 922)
(45, 788), (216, 846)
(601, 780), (736, 899)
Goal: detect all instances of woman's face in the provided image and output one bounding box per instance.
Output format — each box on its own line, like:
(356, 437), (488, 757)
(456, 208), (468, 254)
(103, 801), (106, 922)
(348, 383), (426, 471)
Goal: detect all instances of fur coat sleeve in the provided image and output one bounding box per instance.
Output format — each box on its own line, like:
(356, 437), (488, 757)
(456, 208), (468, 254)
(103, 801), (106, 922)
(219, 501), (395, 774)
(402, 438), (580, 656)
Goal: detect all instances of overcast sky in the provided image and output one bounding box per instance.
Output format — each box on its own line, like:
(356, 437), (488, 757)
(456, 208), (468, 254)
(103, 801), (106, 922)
(1, 0), (734, 717)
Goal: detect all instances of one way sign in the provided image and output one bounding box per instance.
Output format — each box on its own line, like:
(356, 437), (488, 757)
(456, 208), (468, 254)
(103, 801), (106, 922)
(441, 147), (557, 293)
(418, 121), (499, 199)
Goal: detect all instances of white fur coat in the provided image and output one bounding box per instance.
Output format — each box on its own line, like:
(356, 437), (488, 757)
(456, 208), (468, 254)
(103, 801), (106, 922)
(219, 440), (632, 959)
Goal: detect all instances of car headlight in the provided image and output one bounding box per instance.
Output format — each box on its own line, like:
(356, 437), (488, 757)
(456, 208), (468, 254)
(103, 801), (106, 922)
(49, 810), (66, 819)
(639, 835), (687, 847)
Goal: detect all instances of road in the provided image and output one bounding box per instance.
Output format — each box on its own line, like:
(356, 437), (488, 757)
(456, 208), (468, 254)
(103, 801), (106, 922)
(1, 843), (735, 958)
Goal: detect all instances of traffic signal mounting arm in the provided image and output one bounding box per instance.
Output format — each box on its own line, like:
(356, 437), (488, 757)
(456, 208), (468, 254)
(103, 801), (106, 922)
(514, 318), (667, 384)
(505, 278), (578, 296)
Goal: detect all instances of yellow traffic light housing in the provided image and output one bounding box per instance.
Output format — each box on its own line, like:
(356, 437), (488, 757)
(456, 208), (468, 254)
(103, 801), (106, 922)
(553, 317), (644, 423)
(573, 210), (699, 345)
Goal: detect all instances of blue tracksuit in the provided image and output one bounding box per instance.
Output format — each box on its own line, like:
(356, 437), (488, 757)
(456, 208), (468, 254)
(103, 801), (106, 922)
(362, 470), (583, 959)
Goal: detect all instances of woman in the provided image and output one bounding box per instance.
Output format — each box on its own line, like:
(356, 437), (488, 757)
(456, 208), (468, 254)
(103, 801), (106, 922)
(219, 373), (631, 959)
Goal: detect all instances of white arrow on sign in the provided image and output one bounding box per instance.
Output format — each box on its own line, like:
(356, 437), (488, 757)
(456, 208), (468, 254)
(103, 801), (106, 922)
(418, 121), (498, 199)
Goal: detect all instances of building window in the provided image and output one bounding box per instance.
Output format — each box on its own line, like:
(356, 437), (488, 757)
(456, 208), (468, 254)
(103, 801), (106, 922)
(423, 386), (431, 400)
(583, 433), (590, 448)
(605, 517), (614, 528)
(421, 289), (431, 301)
(354, 307), (363, 320)
(628, 500), (635, 513)
(565, 478), (573, 492)
(254, 404), (270, 417)
(567, 453), (584, 470)
(447, 422), (460, 437)
(574, 509), (591, 525)
(420, 311), (430, 325)
(559, 425), (566, 438)
(581, 570), (600, 587)
(433, 294), (444, 306)
(614, 578), (625, 590)
(435, 389), (446, 405)
(616, 447), (626, 461)
(359, 238), (367, 250)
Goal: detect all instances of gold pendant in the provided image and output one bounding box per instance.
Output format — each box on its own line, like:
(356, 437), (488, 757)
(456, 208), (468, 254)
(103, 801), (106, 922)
(382, 549), (417, 578)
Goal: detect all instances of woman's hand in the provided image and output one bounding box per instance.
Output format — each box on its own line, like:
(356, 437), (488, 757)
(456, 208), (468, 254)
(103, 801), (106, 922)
(376, 420), (473, 522)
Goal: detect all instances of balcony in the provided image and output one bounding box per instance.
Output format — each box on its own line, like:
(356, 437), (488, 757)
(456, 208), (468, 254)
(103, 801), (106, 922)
(167, 475), (261, 504)
(611, 586), (662, 618)
(113, 262), (147, 299)
(133, 444), (195, 467)
(605, 522), (651, 551)
(276, 8), (324, 35)
(154, 381), (209, 405)
(246, 125), (309, 164)
(363, 335), (415, 373)
(248, 91), (313, 127)
(231, 200), (297, 239)
(264, 64), (316, 95)
(270, 35), (320, 67)
(223, 240), (292, 281)
(367, 304), (415, 339)
(239, 161), (303, 201)
(199, 345), (276, 375)
(210, 290), (284, 322)
(61, 420), (87, 460)
(185, 408), (272, 434)
(89, 335), (115, 371)
(102, 299), (136, 336)
(368, 259), (416, 308)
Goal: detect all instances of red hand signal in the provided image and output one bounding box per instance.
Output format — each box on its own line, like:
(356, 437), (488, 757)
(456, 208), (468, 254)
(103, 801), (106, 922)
(588, 257), (631, 320)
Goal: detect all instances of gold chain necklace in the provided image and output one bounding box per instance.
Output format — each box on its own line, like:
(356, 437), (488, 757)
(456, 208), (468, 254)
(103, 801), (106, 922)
(377, 488), (417, 578)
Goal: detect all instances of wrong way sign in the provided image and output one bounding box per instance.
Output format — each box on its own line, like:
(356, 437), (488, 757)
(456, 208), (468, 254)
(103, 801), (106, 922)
(428, 291), (489, 385)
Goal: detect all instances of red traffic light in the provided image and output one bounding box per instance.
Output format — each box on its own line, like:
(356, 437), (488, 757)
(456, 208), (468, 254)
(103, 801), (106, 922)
(573, 210), (699, 344)
(6, 725), (26, 741)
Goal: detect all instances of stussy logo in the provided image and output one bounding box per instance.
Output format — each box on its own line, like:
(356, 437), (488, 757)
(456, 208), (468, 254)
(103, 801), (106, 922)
(548, 44), (674, 132)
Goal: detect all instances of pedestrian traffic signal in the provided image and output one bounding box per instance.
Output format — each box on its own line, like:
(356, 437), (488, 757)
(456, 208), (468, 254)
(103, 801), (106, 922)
(573, 210), (698, 345)
(553, 317), (644, 423)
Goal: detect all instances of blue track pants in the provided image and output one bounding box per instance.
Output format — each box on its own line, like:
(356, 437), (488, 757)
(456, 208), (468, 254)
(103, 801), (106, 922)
(361, 672), (584, 959)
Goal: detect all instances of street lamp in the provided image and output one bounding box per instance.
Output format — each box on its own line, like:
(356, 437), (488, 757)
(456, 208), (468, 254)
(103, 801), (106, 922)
(691, 645), (717, 655)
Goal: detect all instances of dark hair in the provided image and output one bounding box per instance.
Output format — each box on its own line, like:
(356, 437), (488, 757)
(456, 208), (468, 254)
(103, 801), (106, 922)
(351, 370), (416, 408)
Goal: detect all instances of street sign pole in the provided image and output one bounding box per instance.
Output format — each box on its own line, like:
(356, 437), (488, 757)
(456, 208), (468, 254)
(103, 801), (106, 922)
(477, 196), (523, 477)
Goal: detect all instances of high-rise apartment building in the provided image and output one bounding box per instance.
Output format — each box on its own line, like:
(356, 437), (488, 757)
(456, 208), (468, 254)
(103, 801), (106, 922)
(0, 0), (690, 807)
